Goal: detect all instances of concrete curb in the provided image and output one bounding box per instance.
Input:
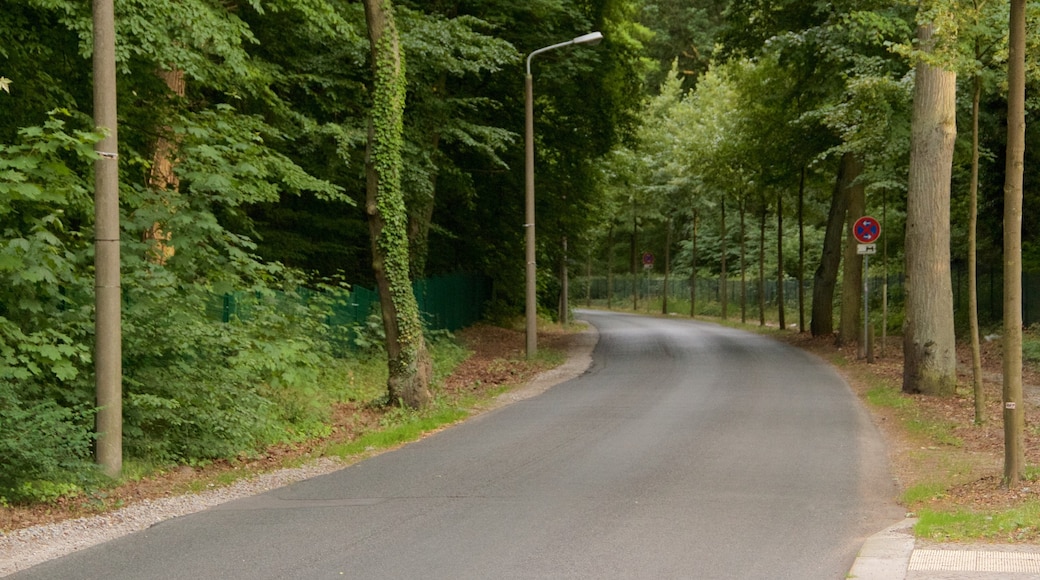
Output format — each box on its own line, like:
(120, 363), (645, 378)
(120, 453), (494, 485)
(848, 518), (917, 580)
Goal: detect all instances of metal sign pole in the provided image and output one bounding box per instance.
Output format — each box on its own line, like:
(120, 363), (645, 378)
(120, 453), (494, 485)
(863, 254), (870, 362)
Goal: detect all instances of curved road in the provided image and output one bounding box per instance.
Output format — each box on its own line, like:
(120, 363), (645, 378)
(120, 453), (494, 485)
(12, 311), (902, 579)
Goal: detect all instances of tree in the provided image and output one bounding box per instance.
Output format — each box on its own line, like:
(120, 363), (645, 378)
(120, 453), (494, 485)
(1001, 0), (1026, 487)
(902, 19), (957, 396)
(812, 153), (858, 337)
(362, 0), (432, 409)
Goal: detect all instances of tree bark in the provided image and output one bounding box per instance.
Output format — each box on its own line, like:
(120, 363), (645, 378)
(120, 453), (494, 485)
(839, 160), (865, 347)
(689, 211), (698, 318)
(363, 0), (432, 409)
(739, 197), (747, 324)
(776, 188), (785, 330)
(1002, 0), (1026, 486)
(607, 223), (614, 309)
(758, 200), (766, 327)
(797, 166), (806, 333)
(811, 153), (858, 337)
(902, 23), (957, 396)
(719, 197), (727, 320)
(968, 69), (985, 424)
(663, 219), (671, 314)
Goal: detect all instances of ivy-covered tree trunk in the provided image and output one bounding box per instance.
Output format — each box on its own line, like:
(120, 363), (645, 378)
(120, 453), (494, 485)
(902, 23), (957, 396)
(362, 0), (432, 409)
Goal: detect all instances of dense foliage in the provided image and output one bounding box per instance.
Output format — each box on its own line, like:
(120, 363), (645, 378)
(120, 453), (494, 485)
(1, 0), (1037, 502)
(0, 0), (639, 502)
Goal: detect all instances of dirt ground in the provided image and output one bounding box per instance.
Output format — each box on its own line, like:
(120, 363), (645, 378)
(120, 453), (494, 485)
(775, 330), (1040, 535)
(1, 321), (1037, 539)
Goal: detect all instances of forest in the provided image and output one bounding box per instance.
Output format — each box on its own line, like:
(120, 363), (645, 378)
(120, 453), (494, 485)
(1, 0), (1037, 500)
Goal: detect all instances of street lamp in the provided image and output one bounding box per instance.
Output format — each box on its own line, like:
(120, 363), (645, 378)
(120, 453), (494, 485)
(525, 31), (603, 359)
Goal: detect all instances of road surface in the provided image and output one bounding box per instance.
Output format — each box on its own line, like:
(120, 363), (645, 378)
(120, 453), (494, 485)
(11, 311), (902, 579)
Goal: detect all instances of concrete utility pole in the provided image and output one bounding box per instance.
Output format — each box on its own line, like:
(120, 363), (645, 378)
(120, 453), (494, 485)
(93, 0), (122, 478)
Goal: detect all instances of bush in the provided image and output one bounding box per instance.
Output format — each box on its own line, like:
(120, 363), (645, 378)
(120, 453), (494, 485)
(0, 388), (97, 503)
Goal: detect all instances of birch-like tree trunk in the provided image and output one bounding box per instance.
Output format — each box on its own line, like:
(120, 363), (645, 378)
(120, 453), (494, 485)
(1002, 0), (1026, 487)
(363, 0), (432, 409)
(902, 23), (957, 396)
(968, 71), (985, 424)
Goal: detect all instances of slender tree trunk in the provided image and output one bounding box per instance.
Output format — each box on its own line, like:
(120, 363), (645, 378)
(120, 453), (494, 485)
(559, 234), (568, 325)
(903, 23), (957, 396)
(839, 161), (866, 347)
(776, 188), (785, 330)
(631, 211), (638, 310)
(758, 200), (766, 327)
(690, 211), (698, 318)
(797, 166), (806, 333)
(1002, 0), (1026, 486)
(719, 197), (727, 320)
(607, 224), (614, 309)
(586, 247), (592, 308)
(663, 218), (671, 314)
(969, 70), (985, 424)
(363, 0), (432, 409)
(811, 153), (858, 336)
(739, 197), (747, 324)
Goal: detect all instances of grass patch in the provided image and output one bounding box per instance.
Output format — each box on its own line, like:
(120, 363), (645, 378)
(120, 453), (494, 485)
(916, 502), (1040, 542)
(903, 482), (948, 504)
(324, 407), (469, 458)
(865, 383), (912, 410)
(906, 418), (964, 447)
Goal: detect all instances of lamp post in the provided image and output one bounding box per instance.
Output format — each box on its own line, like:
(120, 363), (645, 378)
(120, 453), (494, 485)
(525, 31), (603, 359)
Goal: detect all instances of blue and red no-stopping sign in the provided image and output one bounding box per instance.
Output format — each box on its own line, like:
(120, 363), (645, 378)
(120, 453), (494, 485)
(853, 216), (881, 243)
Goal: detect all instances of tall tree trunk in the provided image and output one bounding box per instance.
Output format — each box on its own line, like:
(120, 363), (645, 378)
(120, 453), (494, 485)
(797, 166), (806, 333)
(690, 211), (698, 318)
(586, 247), (592, 308)
(968, 69), (985, 424)
(663, 218), (671, 314)
(758, 199), (766, 327)
(739, 197), (747, 324)
(776, 188), (785, 330)
(607, 223), (614, 309)
(839, 161), (866, 347)
(719, 197), (727, 320)
(903, 23), (957, 396)
(363, 0), (432, 409)
(1002, 0), (1026, 486)
(811, 153), (859, 337)
(631, 211), (638, 310)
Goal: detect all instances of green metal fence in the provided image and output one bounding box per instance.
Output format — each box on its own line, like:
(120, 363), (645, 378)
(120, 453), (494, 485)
(211, 272), (490, 332)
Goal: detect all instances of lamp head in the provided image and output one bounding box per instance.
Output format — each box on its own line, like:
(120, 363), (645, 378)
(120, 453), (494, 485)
(572, 32), (604, 46)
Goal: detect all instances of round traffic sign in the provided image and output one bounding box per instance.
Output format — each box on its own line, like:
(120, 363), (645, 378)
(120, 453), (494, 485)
(853, 216), (881, 244)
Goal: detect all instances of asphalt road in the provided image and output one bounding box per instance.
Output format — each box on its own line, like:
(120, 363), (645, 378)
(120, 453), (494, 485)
(12, 311), (903, 579)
